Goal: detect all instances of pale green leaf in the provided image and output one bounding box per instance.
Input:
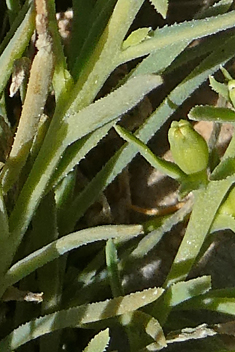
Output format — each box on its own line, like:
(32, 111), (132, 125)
(82, 329), (110, 352)
(210, 213), (235, 233)
(64, 75), (162, 146)
(195, 0), (233, 19)
(119, 10), (235, 64)
(166, 276), (211, 308)
(59, 33), (235, 234)
(6, 74), (161, 270)
(120, 311), (166, 350)
(106, 239), (123, 297)
(0, 2), (35, 95)
(0, 287), (164, 351)
(129, 198), (193, 260)
(149, 0), (168, 19)
(189, 105), (235, 123)
(209, 75), (229, 100)
(3, 225), (143, 293)
(49, 122), (113, 189)
(0, 186), (9, 241)
(165, 176), (235, 287)
(152, 276), (211, 326)
(122, 28), (152, 50)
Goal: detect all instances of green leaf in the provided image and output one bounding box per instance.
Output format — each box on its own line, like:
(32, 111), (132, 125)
(149, 0), (168, 19)
(0, 287), (164, 351)
(122, 28), (152, 50)
(106, 239), (124, 297)
(70, 0), (117, 78)
(178, 288), (235, 317)
(61, 32), (235, 234)
(129, 199), (193, 260)
(119, 10), (235, 64)
(0, 186), (9, 241)
(189, 105), (235, 123)
(120, 311), (166, 350)
(82, 329), (110, 352)
(6, 74), (161, 272)
(49, 123), (114, 190)
(211, 156), (235, 180)
(2, 225), (143, 294)
(209, 75), (229, 100)
(64, 75), (162, 146)
(166, 276), (212, 308)
(195, 0), (233, 19)
(165, 176), (235, 287)
(151, 276), (211, 326)
(0, 2), (35, 95)
(210, 213), (235, 233)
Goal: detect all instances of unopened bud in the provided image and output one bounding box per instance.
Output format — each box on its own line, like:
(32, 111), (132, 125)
(168, 120), (209, 175)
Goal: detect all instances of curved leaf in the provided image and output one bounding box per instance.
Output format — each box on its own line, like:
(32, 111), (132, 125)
(0, 287), (164, 351)
(189, 105), (235, 123)
(149, 0), (168, 19)
(3, 225), (143, 293)
(83, 329), (110, 352)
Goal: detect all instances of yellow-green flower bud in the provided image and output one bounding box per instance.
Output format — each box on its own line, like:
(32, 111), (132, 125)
(219, 186), (235, 217)
(168, 120), (209, 175)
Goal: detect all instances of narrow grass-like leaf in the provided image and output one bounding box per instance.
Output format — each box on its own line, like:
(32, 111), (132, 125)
(195, 0), (233, 19)
(0, 186), (9, 240)
(1, 0), (55, 193)
(209, 75), (229, 100)
(178, 291), (235, 317)
(68, 0), (97, 70)
(165, 176), (235, 287)
(49, 122), (114, 190)
(120, 311), (166, 350)
(60, 34), (235, 234)
(82, 329), (110, 352)
(210, 213), (235, 233)
(6, 0), (21, 24)
(70, 0), (118, 78)
(131, 41), (189, 77)
(6, 74), (160, 273)
(165, 30), (232, 76)
(0, 287), (164, 351)
(128, 198), (193, 260)
(166, 276), (211, 308)
(64, 75), (162, 146)
(152, 276), (211, 326)
(0, 0), (32, 55)
(189, 106), (235, 123)
(32, 193), (60, 313)
(149, 0), (168, 19)
(66, 0), (145, 113)
(2, 225), (143, 295)
(51, 41), (191, 190)
(106, 239), (123, 297)
(47, 0), (73, 107)
(32, 191), (61, 352)
(0, 3), (35, 95)
(118, 10), (235, 65)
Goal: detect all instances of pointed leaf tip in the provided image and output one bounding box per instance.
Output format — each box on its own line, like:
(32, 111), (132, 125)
(149, 0), (169, 19)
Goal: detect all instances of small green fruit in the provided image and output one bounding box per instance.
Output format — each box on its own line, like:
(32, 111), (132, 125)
(168, 120), (209, 175)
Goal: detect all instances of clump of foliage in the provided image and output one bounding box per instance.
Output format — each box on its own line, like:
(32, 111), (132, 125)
(1, 0), (235, 351)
